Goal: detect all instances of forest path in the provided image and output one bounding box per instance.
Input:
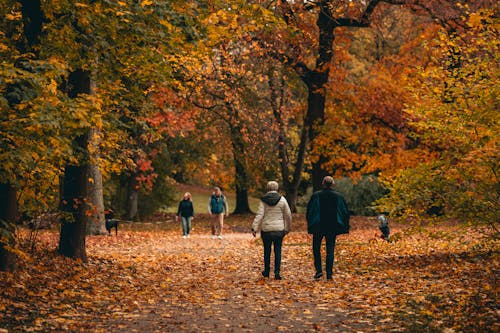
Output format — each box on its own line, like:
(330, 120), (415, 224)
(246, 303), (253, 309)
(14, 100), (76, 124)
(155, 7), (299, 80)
(87, 229), (383, 333)
(3, 217), (494, 332)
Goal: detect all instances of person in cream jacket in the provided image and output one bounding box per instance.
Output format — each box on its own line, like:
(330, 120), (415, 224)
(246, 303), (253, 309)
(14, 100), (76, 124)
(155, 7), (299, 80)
(252, 181), (292, 280)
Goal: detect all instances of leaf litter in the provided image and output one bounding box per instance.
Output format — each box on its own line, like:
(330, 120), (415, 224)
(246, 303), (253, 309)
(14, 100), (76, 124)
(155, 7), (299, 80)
(0, 216), (498, 332)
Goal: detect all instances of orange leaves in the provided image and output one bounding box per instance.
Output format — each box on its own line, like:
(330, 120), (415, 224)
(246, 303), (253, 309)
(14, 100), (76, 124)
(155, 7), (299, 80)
(1, 215), (496, 332)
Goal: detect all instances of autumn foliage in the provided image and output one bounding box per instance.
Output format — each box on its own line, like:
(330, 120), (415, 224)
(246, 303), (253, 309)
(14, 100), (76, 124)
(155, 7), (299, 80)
(0, 1), (498, 331)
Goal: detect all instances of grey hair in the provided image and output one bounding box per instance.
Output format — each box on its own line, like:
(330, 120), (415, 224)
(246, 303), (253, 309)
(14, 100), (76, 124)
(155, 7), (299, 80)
(266, 181), (279, 192)
(322, 176), (335, 188)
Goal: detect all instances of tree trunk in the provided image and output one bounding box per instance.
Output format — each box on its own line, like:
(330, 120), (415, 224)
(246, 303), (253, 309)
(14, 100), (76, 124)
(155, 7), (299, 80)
(234, 187), (251, 214)
(58, 69), (92, 262)
(230, 117), (252, 214)
(0, 183), (17, 272)
(88, 162), (106, 235)
(231, 148), (252, 214)
(268, 67), (307, 212)
(213, 121), (252, 215)
(278, 1), (381, 192)
(304, 3), (335, 192)
(87, 55), (106, 235)
(307, 84), (329, 191)
(1, 0), (44, 272)
(280, 124), (308, 211)
(127, 174), (139, 220)
(58, 164), (89, 262)
(19, 0), (43, 52)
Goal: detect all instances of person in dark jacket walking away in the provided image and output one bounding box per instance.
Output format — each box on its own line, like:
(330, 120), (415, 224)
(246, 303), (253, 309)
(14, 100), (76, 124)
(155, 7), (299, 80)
(306, 176), (350, 280)
(208, 187), (228, 239)
(252, 181), (292, 280)
(176, 192), (194, 238)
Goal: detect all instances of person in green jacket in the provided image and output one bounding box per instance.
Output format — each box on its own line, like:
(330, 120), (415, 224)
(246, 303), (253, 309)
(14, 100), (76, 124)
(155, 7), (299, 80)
(306, 176), (350, 280)
(208, 187), (228, 239)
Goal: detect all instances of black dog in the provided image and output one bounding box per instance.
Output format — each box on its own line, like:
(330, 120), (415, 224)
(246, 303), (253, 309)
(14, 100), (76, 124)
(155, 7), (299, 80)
(105, 210), (119, 236)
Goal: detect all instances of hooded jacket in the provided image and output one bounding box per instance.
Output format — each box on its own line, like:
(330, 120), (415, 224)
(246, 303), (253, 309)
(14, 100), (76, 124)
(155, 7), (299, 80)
(252, 191), (292, 233)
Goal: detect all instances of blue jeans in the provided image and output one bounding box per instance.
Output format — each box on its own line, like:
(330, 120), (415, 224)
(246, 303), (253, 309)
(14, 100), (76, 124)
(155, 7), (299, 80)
(181, 216), (192, 236)
(261, 231), (284, 277)
(313, 233), (337, 277)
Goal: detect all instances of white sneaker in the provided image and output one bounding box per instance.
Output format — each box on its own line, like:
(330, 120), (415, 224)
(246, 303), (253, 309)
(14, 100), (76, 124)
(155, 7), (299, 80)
(187, 234), (190, 238)
(182, 235), (187, 239)
(211, 235), (216, 239)
(217, 235), (223, 239)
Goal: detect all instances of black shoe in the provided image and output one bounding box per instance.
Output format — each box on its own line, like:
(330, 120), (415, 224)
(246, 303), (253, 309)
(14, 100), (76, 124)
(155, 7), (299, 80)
(275, 275), (282, 280)
(327, 275), (332, 280)
(261, 271), (269, 278)
(314, 272), (323, 279)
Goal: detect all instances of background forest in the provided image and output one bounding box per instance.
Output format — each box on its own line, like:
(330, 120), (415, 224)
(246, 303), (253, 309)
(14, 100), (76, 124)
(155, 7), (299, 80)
(0, 1), (498, 332)
(0, 0), (498, 264)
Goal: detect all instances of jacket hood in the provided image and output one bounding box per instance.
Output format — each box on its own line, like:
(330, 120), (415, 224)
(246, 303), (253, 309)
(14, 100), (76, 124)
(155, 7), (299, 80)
(261, 191), (282, 206)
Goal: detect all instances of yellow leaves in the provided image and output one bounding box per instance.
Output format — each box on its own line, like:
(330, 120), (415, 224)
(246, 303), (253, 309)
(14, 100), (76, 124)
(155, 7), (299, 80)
(5, 12), (22, 21)
(47, 78), (58, 95)
(467, 13), (484, 28)
(159, 19), (174, 30)
(140, 0), (153, 7)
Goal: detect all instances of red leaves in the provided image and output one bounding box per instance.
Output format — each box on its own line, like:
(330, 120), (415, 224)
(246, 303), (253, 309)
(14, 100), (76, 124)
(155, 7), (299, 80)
(144, 86), (196, 137)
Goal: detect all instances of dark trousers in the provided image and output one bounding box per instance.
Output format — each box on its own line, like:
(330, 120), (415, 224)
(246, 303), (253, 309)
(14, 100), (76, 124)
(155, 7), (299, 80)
(261, 231), (284, 276)
(313, 233), (337, 277)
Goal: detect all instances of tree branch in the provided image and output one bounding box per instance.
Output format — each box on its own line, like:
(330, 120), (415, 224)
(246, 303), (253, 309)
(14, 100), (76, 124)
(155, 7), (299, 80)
(333, 0), (381, 27)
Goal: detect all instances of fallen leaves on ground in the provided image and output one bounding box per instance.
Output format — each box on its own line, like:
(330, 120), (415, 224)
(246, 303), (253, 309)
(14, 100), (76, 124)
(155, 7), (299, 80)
(0, 216), (498, 332)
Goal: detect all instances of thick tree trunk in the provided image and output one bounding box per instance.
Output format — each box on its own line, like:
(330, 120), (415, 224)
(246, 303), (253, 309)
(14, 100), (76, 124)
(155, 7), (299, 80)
(59, 164), (89, 262)
(58, 69), (92, 262)
(234, 188), (251, 214)
(305, 3), (335, 192)
(231, 126), (252, 214)
(127, 174), (139, 220)
(230, 119), (252, 214)
(307, 88), (328, 191)
(19, 0), (43, 51)
(0, 183), (17, 272)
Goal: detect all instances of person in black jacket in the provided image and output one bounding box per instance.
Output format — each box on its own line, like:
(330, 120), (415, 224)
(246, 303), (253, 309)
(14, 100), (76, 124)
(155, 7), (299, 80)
(176, 192), (194, 238)
(306, 176), (350, 280)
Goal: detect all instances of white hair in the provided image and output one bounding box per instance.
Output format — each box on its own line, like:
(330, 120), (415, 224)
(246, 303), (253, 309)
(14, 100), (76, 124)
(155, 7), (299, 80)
(266, 181), (279, 191)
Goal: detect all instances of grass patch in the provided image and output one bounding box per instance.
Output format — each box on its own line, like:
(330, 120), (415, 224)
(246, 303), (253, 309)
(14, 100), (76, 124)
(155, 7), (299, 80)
(167, 184), (261, 214)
